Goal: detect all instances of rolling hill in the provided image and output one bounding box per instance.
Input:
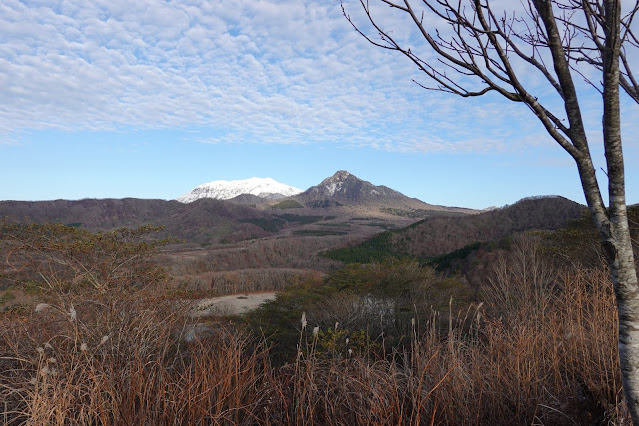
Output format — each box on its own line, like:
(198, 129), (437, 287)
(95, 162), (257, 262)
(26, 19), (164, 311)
(323, 196), (587, 263)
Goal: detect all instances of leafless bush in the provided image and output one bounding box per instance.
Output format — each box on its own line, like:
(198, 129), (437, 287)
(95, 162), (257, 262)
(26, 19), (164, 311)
(482, 234), (559, 320)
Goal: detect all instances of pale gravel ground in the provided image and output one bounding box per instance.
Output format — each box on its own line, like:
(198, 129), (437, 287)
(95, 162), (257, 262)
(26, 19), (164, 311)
(191, 292), (277, 317)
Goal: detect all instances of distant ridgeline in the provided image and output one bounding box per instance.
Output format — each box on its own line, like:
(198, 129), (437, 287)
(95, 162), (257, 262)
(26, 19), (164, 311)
(322, 196), (587, 265)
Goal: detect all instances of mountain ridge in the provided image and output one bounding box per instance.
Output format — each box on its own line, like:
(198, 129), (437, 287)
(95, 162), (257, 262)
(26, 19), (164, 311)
(177, 177), (302, 203)
(0, 171), (480, 246)
(293, 170), (473, 215)
(0, 198), (283, 245)
(323, 195), (587, 264)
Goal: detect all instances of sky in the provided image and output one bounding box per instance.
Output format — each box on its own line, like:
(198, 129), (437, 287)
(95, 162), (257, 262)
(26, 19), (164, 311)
(1, 0), (637, 210)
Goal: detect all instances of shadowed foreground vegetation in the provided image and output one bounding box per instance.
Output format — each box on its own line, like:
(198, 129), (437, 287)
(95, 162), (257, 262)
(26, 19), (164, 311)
(0, 220), (635, 424)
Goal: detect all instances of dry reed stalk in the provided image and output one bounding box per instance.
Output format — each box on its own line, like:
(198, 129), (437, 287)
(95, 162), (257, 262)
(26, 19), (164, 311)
(0, 263), (630, 425)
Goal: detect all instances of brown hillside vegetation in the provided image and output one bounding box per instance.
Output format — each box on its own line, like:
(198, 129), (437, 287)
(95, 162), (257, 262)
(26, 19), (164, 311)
(0, 194), (459, 248)
(164, 235), (347, 273)
(0, 225), (632, 424)
(391, 196), (585, 257)
(0, 198), (288, 245)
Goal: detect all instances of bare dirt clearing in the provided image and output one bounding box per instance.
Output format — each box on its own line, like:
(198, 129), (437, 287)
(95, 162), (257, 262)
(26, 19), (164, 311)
(191, 291), (277, 317)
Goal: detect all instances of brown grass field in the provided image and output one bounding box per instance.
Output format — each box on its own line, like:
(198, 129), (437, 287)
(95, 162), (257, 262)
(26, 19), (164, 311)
(0, 264), (629, 425)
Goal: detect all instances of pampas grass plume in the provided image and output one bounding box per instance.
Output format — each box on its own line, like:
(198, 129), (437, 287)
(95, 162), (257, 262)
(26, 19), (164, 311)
(35, 303), (51, 312)
(68, 306), (77, 321)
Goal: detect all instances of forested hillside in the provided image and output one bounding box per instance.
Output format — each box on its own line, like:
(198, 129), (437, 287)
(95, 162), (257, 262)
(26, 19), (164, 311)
(324, 196), (585, 263)
(0, 198), (346, 245)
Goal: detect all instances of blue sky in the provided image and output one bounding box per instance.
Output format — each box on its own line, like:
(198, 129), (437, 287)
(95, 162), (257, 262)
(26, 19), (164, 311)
(1, 0), (637, 209)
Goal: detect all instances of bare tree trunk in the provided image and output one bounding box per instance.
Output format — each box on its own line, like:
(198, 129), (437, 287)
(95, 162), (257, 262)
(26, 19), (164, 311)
(612, 221), (639, 422)
(343, 0), (639, 418)
(599, 1), (639, 421)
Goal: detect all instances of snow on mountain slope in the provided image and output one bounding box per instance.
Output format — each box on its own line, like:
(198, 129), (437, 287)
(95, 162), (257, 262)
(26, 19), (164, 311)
(177, 177), (303, 203)
(301, 170), (404, 201)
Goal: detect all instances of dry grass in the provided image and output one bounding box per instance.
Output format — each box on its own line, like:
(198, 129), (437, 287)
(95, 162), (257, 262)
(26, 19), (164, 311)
(259, 265), (625, 425)
(0, 265), (629, 425)
(0, 296), (271, 425)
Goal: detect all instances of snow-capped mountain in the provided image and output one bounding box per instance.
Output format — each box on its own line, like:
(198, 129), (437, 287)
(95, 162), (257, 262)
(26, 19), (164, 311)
(177, 177), (303, 203)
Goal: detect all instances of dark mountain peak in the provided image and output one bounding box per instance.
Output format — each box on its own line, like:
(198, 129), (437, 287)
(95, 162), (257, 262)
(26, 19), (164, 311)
(322, 170), (354, 184)
(297, 171), (436, 212)
(291, 171), (475, 215)
(303, 171), (387, 200)
(316, 170), (362, 192)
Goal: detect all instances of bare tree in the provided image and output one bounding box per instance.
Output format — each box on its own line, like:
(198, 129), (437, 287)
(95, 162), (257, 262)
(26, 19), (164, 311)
(342, 0), (639, 420)
(559, 1), (639, 103)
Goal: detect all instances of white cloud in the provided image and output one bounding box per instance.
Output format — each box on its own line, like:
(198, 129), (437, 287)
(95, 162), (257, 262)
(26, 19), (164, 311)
(1, 0), (637, 157)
